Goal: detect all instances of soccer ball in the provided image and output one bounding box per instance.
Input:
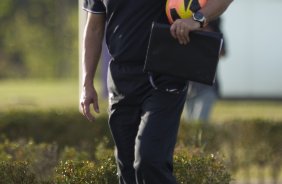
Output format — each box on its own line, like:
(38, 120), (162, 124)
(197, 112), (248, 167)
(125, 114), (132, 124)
(166, 0), (207, 24)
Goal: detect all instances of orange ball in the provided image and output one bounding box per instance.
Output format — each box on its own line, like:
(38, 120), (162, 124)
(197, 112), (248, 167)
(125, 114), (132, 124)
(166, 0), (207, 24)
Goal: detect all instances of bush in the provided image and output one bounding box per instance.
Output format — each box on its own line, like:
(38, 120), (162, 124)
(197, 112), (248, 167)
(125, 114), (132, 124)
(0, 110), (113, 159)
(55, 157), (117, 184)
(0, 139), (58, 182)
(174, 151), (231, 184)
(60, 146), (91, 162)
(1, 110), (282, 182)
(55, 152), (231, 184)
(178, 119), (282, 173)
(0, 161), (38, 184)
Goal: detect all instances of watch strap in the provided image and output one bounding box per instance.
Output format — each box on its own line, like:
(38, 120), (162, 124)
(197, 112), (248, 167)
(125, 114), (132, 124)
(193, 12), (207, 28)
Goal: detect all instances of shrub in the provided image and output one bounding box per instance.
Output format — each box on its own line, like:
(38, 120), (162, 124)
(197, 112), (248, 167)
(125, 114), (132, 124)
(0, 139), (58, 182)
(55, 151), (231, 184)
(55, 160), (97, 184)
(1, 110), (282, 182)
(178, 119), (282, 173)
(174, 151), (231, 184)
(0, 161), (38, 184)
(0, 110), (113, 157)
(60, 146), (91, 162)
(55, 157), (117, 184)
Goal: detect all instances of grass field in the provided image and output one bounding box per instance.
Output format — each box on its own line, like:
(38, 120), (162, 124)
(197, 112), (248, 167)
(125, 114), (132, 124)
(212, 100), (282, 122)
(1, 79), (282, 122)
(0, 79), (79, 110)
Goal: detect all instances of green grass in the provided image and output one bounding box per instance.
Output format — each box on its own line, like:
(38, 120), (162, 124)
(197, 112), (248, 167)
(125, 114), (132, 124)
(1, 79), (282, 122)
(212, 100), (282, 122)
(0, 79), (79, 111)
(233, 165), (282, 184)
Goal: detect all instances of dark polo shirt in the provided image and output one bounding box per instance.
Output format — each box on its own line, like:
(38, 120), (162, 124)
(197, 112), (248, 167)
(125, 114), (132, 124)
(83, 0), (168, 64)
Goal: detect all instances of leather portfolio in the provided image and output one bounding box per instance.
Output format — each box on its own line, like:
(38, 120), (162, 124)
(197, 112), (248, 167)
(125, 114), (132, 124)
(144, 22), (223, 85)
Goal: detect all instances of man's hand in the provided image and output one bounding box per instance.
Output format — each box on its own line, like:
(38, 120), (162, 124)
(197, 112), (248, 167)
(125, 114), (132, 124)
(170, 18), (200, 45)
(170, 0), (233, 45)
(80, 85), (100, 122)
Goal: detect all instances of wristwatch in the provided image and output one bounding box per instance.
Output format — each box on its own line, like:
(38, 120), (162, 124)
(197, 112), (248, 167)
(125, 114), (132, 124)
(192, 11), (207, 28)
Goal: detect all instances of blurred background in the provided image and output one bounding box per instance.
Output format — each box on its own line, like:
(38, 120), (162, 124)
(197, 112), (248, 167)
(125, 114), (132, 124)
(0, 0), (281, 184)
(219, 0), (282, 98)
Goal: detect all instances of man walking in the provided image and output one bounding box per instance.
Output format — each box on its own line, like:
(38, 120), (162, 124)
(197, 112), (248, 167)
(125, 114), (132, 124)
(80, 0), (233, 183)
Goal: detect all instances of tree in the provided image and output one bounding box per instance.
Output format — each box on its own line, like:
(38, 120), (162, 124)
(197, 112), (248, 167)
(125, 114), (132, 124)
(0, 0), (78, 79)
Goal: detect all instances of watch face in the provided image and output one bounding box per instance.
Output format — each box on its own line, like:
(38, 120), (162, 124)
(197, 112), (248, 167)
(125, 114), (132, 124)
(194, 12), (204, 20)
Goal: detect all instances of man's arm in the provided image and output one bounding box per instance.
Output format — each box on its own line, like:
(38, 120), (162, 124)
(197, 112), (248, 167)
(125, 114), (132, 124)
(200, 0), (233, 22)
(170, 0), (233, 45)
(80, 12), (105, 122)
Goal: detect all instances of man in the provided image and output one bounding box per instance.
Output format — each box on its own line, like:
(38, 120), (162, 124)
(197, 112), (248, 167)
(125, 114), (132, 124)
(80, 0), (233, 183)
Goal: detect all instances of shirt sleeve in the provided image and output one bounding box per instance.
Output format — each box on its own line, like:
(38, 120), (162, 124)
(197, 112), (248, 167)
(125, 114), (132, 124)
(83, 0), (106, 14)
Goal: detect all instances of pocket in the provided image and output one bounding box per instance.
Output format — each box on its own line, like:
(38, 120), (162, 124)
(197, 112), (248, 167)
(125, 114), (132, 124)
(149, 73), (188, 94)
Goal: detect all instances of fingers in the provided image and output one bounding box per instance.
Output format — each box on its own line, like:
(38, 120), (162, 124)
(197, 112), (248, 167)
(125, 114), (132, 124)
(170, 20), (190, 45)
(176, 25), (189, 45)
(80, 96), (99, 122)
(81, 100), (95, 122)
(93, 98), (100, 113)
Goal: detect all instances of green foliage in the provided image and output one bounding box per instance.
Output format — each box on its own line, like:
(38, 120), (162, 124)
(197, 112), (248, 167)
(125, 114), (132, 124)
(1, 110), (282, 172)
(0, 110), (113, 157)
(0, 0), (13, 19)
(55, 160), (98, 184)
(1, 110), (282, 183)
(94, 137), (114, 160)
(177, 119), (282, 172)
(0, 138), (234, 184)
(0, 0), (78, 79)
(0, 139), (58, 182)
(54, 152), (231, 184)
(0, 161), (38, 184)
(55, 157), (117, 184)
(60, 146), (91, 162)
(174, 151), (231, 184)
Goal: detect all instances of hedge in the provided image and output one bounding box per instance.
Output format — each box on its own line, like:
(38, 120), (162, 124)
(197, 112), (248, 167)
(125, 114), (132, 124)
(0, 110), (113, 159)
(0, 161), (37, 184)
(0, 151), (231, 184)
(0, 110), (282, 182)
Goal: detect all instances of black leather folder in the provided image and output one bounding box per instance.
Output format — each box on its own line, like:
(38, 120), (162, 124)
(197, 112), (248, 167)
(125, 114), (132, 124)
(144, 22), (223, 85)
